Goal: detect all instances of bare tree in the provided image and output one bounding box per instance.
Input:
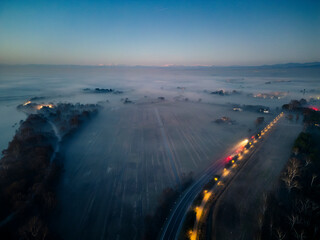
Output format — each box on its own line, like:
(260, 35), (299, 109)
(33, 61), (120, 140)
(257, 213), (264, 230)
(305, 157), (312, 167)
(276, 228), (286, 240)
(299, 199), (311, 214)
(294, 229), (306, 240)
(287, 214), (298, 229)
(19, 216), (45, 240)
(294, 198), (313, 225)
(28, 216), (42, 238)
(282, 158), (301, 192)
(270, 220), (273, 234)
(282, 176), (300, 192)
(311, 174), (317, 187)
(288, 158), (300, 178)
(261, 193), (268, 215)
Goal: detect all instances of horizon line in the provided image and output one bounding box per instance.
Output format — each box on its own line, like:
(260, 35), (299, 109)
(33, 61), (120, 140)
(0, 61), (320, 68)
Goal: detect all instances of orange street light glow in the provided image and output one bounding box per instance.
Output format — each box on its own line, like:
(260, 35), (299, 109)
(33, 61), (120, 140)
(23, 101), (31, 106)
(195, 206), (203, 221)
(36, 104), (55, 110)
(222, 168), (230, 177)
(189, 230), (197, 240)
(203, 191), (212, 202)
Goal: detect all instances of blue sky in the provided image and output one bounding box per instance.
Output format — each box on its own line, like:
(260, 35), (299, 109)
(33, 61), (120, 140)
(0, 0), (319, 66)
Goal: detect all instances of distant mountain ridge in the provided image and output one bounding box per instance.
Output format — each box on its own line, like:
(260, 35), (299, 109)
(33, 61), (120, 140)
(254, 62), (320, 68)
(0, 62), (320, 68)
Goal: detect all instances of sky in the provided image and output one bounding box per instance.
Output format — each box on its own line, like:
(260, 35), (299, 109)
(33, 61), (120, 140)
(0, 0), (319, 66)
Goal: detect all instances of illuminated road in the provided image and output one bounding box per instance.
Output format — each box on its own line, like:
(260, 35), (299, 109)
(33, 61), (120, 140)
(210, 114), (302, 240)
(160, 159), (225, 240)
(160, 113), (284, 240)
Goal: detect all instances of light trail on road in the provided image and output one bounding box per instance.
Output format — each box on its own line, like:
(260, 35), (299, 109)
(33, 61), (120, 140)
(160, 112), (284, 240)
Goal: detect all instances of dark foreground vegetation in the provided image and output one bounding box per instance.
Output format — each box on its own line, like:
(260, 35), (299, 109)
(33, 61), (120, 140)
(258, 105), (320, 240)
(0, 103), (99, 240)
(143, 172), (193, 240)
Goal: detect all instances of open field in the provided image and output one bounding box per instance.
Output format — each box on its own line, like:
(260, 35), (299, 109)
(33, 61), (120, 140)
(52, 100), (273, 240)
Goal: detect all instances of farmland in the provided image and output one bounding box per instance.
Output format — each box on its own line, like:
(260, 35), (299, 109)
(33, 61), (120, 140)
(53, 100), (272, 239)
